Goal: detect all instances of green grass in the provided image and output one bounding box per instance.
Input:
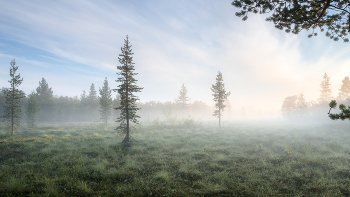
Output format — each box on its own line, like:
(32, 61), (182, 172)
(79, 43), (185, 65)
(0, 120), (350, 196)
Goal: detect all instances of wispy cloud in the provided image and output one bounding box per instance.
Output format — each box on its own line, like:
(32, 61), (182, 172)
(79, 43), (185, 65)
(0, 0), (349, 112)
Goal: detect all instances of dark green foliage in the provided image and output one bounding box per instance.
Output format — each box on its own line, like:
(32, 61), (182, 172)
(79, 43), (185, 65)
(114, 35), (143, 144)
(337, 76), (350, 101)
(328, 100), (350, 120)
(176, 84), (191, 107)
(26, 91), (40, 128)
(36, 78), (54, 121)
(231, 0), (350, 42)
(319, 73), (333, 104)
(99, 77), (112, 125)
(211, 71), (230, 127)
(113, 94), (121, 122)
(1, 59), (25, 135)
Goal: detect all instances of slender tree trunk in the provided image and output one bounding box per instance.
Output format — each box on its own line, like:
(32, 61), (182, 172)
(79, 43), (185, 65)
(125, 71), (130, 143)
(11, 76), (14, 136)
(219, 104), (221, 127)
(105, 111), (107, 125)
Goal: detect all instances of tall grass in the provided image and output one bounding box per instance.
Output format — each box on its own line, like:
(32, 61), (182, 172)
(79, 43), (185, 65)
(0, 119), (350, 196)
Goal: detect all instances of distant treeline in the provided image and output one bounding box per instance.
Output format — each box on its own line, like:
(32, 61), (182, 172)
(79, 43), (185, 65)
(0, 78), (215, 124)
(281, 73), (350, 121)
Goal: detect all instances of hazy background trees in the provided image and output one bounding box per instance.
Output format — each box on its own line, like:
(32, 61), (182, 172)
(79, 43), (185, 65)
(26, 91), (40, 128)
(36, 78), (54, 122)
(99, 77), (113, 125)
(176, 84), (191, 108)
(1, 68), (349, 125)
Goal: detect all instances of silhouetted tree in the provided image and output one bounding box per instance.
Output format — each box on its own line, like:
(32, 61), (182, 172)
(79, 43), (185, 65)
(176, 84), (191, 107)
(99, 77), (112, 125)
(114, 35), (143, 144)
(211, 71), (230, 127)
(26, 91), (40, 128)
(232, 0), (350, 42)
(319, 73), (333, 104)
(337, 76), (350, 101)
(1, 59), (25, 135)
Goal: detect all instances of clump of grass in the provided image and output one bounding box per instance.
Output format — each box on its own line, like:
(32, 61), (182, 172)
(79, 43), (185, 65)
(154, 170), (170, 182)
(76, 180), (92, 193)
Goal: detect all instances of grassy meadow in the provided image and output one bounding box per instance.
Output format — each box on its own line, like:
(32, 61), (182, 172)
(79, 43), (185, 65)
(0, 118), (350, 196)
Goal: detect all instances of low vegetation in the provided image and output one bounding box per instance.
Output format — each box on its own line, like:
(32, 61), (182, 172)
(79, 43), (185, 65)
(0, 119), (350, 196)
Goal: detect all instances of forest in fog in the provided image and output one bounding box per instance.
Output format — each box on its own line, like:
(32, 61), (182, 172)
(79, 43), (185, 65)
(1, 71), (350, 126)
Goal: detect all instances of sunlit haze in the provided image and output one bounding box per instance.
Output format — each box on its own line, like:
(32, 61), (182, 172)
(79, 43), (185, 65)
(1, 0), (350, 118)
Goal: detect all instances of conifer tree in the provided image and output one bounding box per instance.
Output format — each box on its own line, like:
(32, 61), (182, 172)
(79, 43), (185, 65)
(297, 92), (308, 116)
(328, 100), (350, 120)
(297, 93), (307, 109)
(99, 77), (112, 125)
(88, 83), (98, 121)
(36, 78), (53, 121)
(113, 94), (120, 122)
(114, 35), (143, 144)
(319, 73), (333, 104)
(232, 0), (350, 42)
(211, 71), (230, 127)
(1, 59), (25, 135)
(26, 91), (40, 128)
(337, 76), (350, 101)
(176, 84), (191, 107)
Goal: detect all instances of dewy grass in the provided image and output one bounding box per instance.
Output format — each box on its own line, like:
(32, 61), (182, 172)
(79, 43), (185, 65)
(1, 120), (350, 196)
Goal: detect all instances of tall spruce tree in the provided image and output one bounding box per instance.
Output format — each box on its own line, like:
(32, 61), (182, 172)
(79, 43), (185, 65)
(26, 91), (40, 128)
(337, 76), (350, 101)
(36, 78), (53, 121)
(231, 0), (350, 42)
(99, 78), (112, 125)
(1, 59), (25, 135)
(211, 71), (230, 127)
(176, 84), (191, 107)
(319, 73), (333, 104)
(114, 35), (143, 144)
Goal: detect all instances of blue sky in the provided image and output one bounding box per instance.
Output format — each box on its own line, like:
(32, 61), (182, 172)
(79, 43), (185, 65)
(1, 0), (349, 115)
